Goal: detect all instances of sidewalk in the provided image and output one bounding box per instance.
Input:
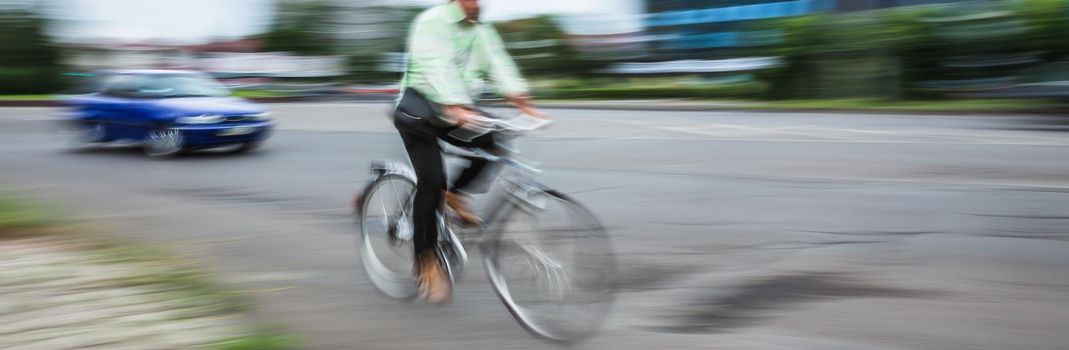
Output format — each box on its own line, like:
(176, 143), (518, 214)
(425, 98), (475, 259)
(0, 198), (294, 350)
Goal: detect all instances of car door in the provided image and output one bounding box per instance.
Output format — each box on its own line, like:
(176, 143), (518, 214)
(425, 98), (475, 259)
(95, 74), (150, 140)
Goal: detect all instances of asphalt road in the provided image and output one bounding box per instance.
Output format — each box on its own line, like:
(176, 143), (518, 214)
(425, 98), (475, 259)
(2, 104), (1068, 350)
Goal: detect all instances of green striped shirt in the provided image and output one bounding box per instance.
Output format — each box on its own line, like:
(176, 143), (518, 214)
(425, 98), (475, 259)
(400, 2), (529, 106)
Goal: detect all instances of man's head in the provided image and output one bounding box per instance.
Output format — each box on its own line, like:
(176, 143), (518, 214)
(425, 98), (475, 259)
(453, 0), (480, 22)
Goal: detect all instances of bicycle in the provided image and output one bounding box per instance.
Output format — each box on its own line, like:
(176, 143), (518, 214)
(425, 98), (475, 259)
(353, 112), (616, 342)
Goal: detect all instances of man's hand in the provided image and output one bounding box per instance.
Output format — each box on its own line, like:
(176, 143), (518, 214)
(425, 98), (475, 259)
(441, 104), (479, 126)
(506, 94), (547, 119)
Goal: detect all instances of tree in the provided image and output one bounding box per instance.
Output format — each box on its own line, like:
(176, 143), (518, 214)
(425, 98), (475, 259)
(261, 1), (337, 56)
(0, 10), (64, 94)
(343, 6), (423, 83)
(494, 15), (605, 78)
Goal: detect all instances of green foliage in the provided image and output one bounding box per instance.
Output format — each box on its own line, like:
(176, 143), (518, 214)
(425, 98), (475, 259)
(231, 90), (292, 98)
(374, 6), (425, 54)
(761, 14), (825, 58)
(216, 333), (299, 350)
(340, 7), (422, 83)
(1014, 0), (1069, 57)
(751, 15), (821, 99)
(345, 52), (398, 83)
(0, 191), (297, 350)
(755, 11), (921, 99)
(541, 80), (767, 99)
(752, 0), (1069, 100)
(494, 16), (607, 78)
(0, 10), (64, 94)
(261, 1), (338, 55)
(0, 94), (54, 100)
(0, 194), (54, 232)
(749, 98), (1054, 112)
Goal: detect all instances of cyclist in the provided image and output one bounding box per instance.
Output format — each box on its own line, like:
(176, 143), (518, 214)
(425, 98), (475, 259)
(392, 0), (545, 304)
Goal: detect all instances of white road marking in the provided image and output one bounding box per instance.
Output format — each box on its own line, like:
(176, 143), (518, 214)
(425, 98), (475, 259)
(604, 119), (1069, 146)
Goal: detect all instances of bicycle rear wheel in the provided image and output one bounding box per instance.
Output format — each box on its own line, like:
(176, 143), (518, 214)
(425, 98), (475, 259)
(357, 174), (418, 300)
(482, 190), (616, 342)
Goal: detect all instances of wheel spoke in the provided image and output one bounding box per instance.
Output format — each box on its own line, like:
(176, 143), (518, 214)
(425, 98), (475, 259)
(484, 192), (615, 341)
(359, 175), (419, 300)
(145, 128), (183, 156)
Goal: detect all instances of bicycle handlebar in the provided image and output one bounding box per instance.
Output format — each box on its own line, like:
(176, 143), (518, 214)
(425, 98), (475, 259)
(465, 113), (552, 134)
(441, 112), (548, 173)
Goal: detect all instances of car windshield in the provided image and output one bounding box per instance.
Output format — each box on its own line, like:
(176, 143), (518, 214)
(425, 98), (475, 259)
(137, 74), (231, 98)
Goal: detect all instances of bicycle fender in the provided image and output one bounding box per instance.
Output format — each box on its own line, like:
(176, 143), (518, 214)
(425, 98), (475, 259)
(369, 160), (417, 182)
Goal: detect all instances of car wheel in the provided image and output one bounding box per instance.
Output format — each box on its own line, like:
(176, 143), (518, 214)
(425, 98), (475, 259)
(70, 122), (107, 147)
(143, 127), (184, 157)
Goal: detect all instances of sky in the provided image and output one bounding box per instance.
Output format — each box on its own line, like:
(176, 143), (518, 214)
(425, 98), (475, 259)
(44, 0), (643, 44)
(46, 0), (274, 44)
(398, 0), (604, 21)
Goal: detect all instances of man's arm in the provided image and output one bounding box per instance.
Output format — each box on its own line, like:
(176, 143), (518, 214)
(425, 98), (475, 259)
(477, 26), (544, 117)
(478, 26), (528, 98)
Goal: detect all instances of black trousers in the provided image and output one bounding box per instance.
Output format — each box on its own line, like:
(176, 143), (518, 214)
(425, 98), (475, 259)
(394, 116), (500, 257)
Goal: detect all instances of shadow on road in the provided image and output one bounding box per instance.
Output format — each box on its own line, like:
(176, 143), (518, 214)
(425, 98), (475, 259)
(1003, 115), (1069, 132)
(66, 144), (269, 161)
(660, 272), (944, 334)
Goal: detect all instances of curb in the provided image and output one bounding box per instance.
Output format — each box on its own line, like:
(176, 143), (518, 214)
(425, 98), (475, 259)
(495, 102), (1067, 116)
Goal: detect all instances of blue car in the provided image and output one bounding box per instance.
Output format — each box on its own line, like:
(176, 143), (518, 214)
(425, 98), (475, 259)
(63, 70), (274, 157)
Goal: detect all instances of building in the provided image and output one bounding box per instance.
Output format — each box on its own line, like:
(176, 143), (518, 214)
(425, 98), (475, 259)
(643, 0), (836, 60)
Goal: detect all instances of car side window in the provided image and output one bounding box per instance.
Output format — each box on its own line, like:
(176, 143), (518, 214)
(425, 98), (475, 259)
(101, 75), (147, 98)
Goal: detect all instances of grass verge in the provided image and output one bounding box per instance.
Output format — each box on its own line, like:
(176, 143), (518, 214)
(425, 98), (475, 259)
(0, 94), (54, 101)
(0, 192), (299, 349)
(231, 90), (295, 98)
(216, 332), (302, 350)
(746, 98), (1059, 113)
(532, 97), (1059, 113)
(0, 193), (60, 236)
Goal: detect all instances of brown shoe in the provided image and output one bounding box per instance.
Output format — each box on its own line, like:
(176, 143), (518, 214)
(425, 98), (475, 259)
(445, 191), (482, 226)
(416, 252), (452, 304)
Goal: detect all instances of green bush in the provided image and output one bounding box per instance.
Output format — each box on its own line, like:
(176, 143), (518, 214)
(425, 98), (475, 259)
(0, 10), (65, 94)
(0, 67), (63, 95)
(345, 53), (399, 83)
(495, 15), (608, 78)
(1015, 0), (1069, 57)
(539, 81), (767, 99)
(751, 0), (1069, 100)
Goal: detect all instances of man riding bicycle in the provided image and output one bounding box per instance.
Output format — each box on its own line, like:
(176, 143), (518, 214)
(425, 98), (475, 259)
(392, 0), (545, 304)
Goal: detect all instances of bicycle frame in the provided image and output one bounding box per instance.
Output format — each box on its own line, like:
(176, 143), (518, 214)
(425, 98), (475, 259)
(365, 135), (550, 272)
(446, 135), (551, 219)
(367, 142), (546, 225)
(358, 124), (615, 341)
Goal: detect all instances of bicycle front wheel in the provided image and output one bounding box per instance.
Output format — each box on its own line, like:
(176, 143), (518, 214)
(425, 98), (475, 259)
(357, 174), (418, 300)
(482, 190), (616, 343)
